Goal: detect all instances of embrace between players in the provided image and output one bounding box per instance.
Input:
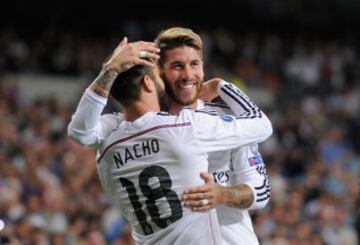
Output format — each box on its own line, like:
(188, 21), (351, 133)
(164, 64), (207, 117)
(68, 27), (273, 245)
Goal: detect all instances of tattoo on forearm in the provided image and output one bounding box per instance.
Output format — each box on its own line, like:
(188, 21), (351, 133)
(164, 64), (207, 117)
(223, 184), (254, 209)
(90, 68), (118, 97)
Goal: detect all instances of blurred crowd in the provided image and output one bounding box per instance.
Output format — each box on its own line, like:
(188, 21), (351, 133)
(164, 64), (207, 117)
(0, 25), (359, 244)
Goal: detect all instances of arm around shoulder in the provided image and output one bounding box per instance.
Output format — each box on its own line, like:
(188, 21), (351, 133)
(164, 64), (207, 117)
(217, 80), (273, 142)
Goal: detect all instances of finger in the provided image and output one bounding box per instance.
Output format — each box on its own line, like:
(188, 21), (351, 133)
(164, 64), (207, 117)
(185, 198), (212, 208)
(200, 172), (214, 183)
(138, 51), (160, 60)
(118, 37), (128, 48)
(113, 37), (128, 54)
(184, 185), (211, 194)
(202, 80), (211, 85)
(143, 46), (161, 54)
(183, 192), (208, 201)
(134, 58), (156, 67)
(203, 78), (218, 84)
(185, 199), (210, 208)
(105, 37), (128, 66)
(137, 41), (158, 48)
(144, 52), (160, 61)
(136, 43), (160, 53)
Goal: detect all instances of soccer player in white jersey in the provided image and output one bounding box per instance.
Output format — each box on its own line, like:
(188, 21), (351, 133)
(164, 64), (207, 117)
(154, 27), (270, 245)
(68, 39), (272, 245)
(68, 38), (272, 245)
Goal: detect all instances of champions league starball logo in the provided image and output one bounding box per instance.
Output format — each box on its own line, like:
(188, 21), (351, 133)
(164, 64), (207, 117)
(220, 114), (234, 122)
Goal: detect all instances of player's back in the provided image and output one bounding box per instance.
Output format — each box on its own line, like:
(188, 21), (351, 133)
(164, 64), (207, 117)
(96, 111), (222, 245)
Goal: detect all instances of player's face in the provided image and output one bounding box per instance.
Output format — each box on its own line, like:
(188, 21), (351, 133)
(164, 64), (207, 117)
(160, 46), (204, 106)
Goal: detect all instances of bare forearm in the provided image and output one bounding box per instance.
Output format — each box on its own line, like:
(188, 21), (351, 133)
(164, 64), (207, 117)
(220, 184), (254, 209)
(90, 66), (118, 97)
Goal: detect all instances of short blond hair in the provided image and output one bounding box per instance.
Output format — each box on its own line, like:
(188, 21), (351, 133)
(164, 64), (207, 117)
(154, 27), (203, 66)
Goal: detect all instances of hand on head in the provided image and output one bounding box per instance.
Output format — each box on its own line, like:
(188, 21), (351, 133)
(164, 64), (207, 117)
(105, 37), (160, 74)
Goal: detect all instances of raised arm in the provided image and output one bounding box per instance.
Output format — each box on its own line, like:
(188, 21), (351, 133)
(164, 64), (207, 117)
(184, 79), (272, 211)
(189, 90), (272, 152)
(67, 38), (160, 147)
(201, 78), (267, 117)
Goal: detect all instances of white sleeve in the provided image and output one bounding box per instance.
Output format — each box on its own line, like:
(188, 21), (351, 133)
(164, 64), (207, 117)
(217, 80), (261, 116)
(67, 88), (122, 147)
(185, 106), (272, 153)
(230, 145), (270, 210)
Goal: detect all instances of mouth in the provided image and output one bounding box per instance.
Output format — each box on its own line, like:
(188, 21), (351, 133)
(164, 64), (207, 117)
(177, 82), (196, 90)
(166, 80), (200, 105)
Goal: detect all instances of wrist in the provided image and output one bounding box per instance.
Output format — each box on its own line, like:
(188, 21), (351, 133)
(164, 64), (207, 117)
(102, 63), (119, 77)
(221, 184), (254, 209)
(218, 186), (228, 204)
(90, 83), (110, 98)
(91, 68), (119, 98)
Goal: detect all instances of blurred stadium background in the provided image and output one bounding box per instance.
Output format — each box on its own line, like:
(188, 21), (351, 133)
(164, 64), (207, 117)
(0, 0), (359, 244)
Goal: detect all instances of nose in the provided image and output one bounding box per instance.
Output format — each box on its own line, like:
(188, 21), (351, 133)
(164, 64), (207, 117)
(181, 64), (194, 81)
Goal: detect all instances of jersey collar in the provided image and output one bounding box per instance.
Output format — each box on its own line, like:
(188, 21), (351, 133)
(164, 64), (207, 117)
(196, 99), (205, 110)
(123, 111), (156, 129)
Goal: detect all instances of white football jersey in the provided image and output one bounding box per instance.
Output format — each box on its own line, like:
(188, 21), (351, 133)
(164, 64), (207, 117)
(68, 81), (272, 245)
(95, 109), (270, 244)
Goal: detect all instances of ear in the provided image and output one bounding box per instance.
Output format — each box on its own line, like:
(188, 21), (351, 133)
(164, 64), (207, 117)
(141, 75), (155, 93)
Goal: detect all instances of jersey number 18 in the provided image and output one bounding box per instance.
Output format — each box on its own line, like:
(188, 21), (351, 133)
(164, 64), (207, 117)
(119, 165), (183, 235)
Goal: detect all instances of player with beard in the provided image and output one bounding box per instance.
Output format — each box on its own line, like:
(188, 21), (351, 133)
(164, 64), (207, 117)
(68, 38), (272, 244)
(155, 27), (270, 245)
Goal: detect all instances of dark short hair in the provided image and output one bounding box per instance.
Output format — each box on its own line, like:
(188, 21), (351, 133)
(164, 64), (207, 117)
(109, 65), (156, 107)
